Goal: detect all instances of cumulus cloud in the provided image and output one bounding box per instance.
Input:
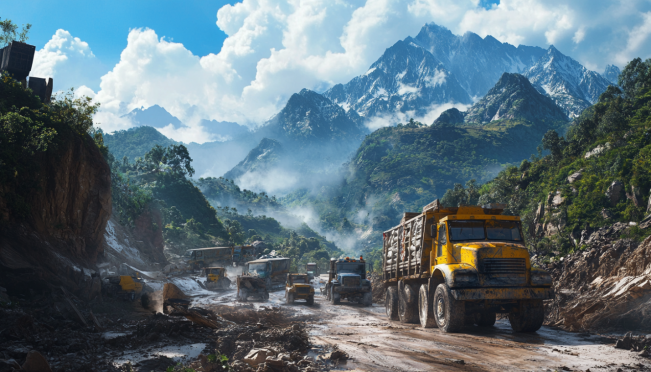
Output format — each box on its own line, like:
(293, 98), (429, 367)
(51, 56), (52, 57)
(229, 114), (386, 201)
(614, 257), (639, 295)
(364, 102), (472, 131)
(34, 1), (651, 140)
(31, 29), (105, 92)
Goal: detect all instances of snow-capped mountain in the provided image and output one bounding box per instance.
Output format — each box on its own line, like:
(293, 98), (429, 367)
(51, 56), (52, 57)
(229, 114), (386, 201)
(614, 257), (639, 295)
(323, 39), (471, 118)
(525, 46), (613, 118)
(412, 23), (546, 99)
(602, 64), (621, 85)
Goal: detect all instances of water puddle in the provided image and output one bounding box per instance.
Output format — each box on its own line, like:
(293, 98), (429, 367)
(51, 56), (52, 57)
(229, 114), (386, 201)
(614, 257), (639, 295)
(112, 343), (206, 366)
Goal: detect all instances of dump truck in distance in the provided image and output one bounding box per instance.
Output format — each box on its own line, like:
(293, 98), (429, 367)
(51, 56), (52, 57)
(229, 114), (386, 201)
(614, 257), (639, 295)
(306, 263), (319, 281)
(242, 257), (290, 290)
(186, 245), (256, 269)
(382, 200), (553, 333)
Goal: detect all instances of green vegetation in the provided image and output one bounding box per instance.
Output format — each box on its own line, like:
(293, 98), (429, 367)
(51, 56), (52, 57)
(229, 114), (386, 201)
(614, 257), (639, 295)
(196, 176), (282, 212)
(103, 126), (177, 162)
(441, 57), (651, 257)
(0, 17), (31, 46)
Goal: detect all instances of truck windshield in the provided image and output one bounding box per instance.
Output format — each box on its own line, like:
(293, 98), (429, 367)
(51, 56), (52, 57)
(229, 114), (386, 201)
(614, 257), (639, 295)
(248, 263), (267, 273)
(292, 276), (307, 283)
(448, 220), (522, 242)
(336, 263), (364, 274)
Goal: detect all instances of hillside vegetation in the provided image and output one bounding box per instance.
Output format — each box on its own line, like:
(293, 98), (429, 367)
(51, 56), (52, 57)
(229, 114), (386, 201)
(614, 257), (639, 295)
(441, 58), (651, 257)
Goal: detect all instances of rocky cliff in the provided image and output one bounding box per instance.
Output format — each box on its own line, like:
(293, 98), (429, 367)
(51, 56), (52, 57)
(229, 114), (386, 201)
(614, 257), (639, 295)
(543, 223), (651, 332)
(0, 131), (111, 297)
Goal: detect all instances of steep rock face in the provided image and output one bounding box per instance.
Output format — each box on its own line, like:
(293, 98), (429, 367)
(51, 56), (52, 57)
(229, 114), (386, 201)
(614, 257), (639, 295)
(433, 107), (465, 125)
(260, 89), (366, 142)
(224, 138), (284, 180)
(545, 225), (651, 332)
(413, 23), (545, 99)
(324, 39), (471, 117)
(525, 46), (612, 117)
(464, 73), (568, 124)
(0, 133), (111, 295)
(602, 64), (621, 85)
(102, 207), (167, 271)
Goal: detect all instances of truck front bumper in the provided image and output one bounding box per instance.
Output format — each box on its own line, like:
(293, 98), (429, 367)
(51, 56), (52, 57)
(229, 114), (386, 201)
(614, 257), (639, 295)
(334, 286), (371, 294)
(451, 287), (554, 301)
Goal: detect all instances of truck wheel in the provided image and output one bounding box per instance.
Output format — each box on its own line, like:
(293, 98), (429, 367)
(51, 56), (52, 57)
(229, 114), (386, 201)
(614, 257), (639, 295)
(331, 287), (340, 304)
(398, 284), (419, 323)
(475, 311), (497, 327)
(306, 296), (314, 306)
(509, 300), (544, 332)
(385, 287), (399, 320)
(418, 284), (437, 328)
(362, 292), (373, 307)
(434, 284), (465, 333)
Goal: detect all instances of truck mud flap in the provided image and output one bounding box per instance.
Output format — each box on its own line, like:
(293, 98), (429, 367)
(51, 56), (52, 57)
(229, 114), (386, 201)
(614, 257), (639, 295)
(450, 287), (554, 301)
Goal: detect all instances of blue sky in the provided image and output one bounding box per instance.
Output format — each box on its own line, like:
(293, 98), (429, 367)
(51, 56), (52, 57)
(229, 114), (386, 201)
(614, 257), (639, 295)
(2, 0), (651, 144)
(1, 0), (238, 67)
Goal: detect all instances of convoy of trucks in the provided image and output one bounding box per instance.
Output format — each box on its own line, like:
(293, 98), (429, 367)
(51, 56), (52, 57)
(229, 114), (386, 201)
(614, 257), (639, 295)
(186, 245), (257, 268)
(381, 199), (554, 333)
(179, 199), (553, 335)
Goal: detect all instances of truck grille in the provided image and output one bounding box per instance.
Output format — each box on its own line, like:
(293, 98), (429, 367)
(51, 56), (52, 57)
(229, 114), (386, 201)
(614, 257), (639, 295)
(342, 277), (360, 287)
(483, 258), (526, 275)
(296, 287), (310, 294)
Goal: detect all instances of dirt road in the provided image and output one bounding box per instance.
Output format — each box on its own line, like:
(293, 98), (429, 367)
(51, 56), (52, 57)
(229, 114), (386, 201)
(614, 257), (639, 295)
(149, 275), (651, 371)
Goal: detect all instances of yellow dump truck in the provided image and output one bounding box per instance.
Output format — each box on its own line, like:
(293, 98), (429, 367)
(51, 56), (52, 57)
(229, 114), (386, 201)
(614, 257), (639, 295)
(201, 267), (231, 290)
(285, 274), (315, 305)
(382, 200), (553, 333)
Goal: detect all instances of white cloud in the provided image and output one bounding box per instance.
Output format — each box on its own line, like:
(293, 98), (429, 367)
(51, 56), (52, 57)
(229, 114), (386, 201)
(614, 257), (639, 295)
(31, 29), (105, 92)
(33, 0), (651, 142)
(364, 101), (471, 131)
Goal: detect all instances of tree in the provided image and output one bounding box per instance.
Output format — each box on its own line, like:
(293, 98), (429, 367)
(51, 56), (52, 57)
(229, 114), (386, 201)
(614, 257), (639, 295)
(0, 18), (31, 47)
(618, 57), (651, 99)
(164, 144), (194, 177)
(541, 130), (566, 162)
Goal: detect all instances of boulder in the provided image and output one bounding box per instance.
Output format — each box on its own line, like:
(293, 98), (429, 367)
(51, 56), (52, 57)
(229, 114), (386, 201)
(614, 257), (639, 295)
(585, 143), (610, 159)
(626, 186), (643, 207)
(243, 348), (275, 367)
(22, 350), (52, 372)
(567, 169), (583, 183)
(605, 181), (624, 206)
(601, 209), (613, 219)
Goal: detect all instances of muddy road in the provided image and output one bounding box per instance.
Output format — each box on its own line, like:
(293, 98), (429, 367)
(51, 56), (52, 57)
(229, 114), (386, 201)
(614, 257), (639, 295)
(179, 274), (651, 372)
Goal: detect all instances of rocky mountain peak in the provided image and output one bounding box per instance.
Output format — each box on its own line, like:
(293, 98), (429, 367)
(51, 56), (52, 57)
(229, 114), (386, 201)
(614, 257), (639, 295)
(464, 72), (568, 124)
(525, 45), (612, 118)
(603, 64), (621, 85)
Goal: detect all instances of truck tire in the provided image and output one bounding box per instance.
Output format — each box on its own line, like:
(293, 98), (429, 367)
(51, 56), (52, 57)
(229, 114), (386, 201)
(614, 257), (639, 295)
(331, 287), (340, 304)
(385, 287), (399, 320)
(509, 300), (544, 332)
(306, 296), (314, 306)
(398, 284), (419, 323)
(418, 284), (437, 328)
(475, 311), (497, 327)
(219, 278), (231, 290)
(433, 284), (465, 333)
(362, 292), (372, 307)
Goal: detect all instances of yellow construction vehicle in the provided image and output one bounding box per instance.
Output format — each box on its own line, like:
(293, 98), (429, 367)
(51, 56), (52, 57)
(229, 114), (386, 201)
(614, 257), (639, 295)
(285, 274), (315, 305)
(105, 273), (145, 301)
(201, 267), (231, 290)
(382, 200), (553, 333)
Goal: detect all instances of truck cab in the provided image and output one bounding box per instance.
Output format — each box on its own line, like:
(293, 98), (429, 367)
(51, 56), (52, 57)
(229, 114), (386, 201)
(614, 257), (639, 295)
(325, 257), (372, 306)
(285, 274), (315, 305)
(242, 257), (290, 290)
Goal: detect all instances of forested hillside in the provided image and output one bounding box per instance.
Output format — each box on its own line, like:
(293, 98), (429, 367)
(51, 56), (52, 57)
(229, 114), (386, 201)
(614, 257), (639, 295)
(441, 58), (651, 257)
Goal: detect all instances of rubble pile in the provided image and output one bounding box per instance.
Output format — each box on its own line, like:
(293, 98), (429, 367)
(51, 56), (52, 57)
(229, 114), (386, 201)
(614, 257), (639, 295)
(542, 223), (651, 332)
(614, 332), (651, 357)
(208, 305), (315, 326)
